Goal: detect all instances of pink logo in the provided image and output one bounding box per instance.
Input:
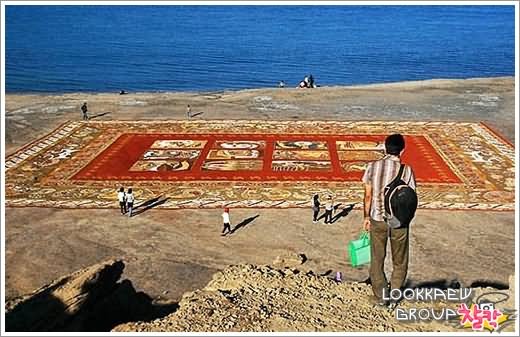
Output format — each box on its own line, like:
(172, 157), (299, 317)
(458, 303), (503, 331)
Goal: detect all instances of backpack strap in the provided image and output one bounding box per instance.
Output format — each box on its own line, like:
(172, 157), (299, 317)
(396, 164), (405, 181)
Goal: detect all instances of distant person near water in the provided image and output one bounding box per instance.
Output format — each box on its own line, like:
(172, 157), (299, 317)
(312, 194), (320, 223)
(362, 134), (417, 308)
(186, 104), (191, 118)
(298, 74), (317, 89)
(279, 80), (286, 88)
(221, 207), (231, 235)
(117, 187), (127, 215)
(126, 188), (135, 217)
(81, 102), (88, 120)
(308, 74), (315, 88)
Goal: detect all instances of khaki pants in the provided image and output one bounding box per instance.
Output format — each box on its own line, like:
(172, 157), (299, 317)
(369, 219), (409, 300)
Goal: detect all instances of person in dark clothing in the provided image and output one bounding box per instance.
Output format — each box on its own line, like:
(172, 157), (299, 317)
(309, 74), (315, 88)
(312, 194), (320, 223)
(81, 102), (88, 120)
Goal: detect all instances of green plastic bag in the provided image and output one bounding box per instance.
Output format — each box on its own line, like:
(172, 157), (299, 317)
(348, 231), (371, 267)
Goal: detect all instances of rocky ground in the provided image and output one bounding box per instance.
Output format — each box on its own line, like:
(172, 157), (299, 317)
(114, 261), (515, 332)
(5, 259), (515, 332)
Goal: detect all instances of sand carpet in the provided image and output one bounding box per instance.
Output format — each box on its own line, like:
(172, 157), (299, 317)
(5, 120), (514, 211)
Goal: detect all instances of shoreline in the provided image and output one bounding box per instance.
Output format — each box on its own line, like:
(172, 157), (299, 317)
(5, 75), (515, 156)
(4, 75), (514, 97)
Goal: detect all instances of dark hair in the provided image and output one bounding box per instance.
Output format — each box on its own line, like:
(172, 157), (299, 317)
(313, 194), (319, 201)
(385, 134), (405, 155)
(128, 188), (133, 193)
(119, 187), (124, 192)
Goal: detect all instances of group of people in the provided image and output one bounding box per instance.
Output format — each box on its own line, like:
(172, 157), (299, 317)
(298, 74), (316, 88)
(277, 74), (317, 89)
(112, 133), (416, 311)
(311, 194), (336, 224)
(117, 187), (135, 217)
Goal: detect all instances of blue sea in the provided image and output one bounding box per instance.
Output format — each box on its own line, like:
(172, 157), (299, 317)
(5, 5), (515, 93)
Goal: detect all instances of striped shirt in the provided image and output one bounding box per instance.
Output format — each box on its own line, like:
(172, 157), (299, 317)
(362, 155), (416, 221)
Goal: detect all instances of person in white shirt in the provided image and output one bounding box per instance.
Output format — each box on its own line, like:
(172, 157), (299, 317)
(117, 187), (126, 215)
(221, 208), (231, 235)
(324, 195), (334, 224)
(126, 188), (135, 217)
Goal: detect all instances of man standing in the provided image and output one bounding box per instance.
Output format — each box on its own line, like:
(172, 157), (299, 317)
(186, 104), (191, 118)
(221, 207), (231, 235)
(361, 134), (416, 306)
(81, 102), (88, 120)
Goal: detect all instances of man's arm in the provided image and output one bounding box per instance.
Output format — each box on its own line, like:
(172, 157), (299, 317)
(363, 183), (373, 231)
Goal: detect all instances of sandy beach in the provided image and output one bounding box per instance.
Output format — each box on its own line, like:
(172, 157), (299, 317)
(4, 76), (515, 308)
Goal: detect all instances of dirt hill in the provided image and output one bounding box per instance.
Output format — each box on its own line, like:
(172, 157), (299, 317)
(113, 258), (516, 332)
(5, 258), (515, 333)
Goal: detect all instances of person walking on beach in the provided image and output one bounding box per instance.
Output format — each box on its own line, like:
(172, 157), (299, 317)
(117, 187), (127, 215)
(81, 102), (89, 120)
(323, 195), (334, 224)
(361, 134), (416, 307)
(221, 207), (231, 235)
(186, 104), (191, 118)
(126, 188), (135, 217)
(312, 194), (321, 223)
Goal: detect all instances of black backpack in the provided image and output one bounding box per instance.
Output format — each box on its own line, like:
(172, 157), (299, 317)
(384, 164), (418, 228)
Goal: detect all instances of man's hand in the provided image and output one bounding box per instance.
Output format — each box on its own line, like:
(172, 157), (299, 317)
(363, 217), (371, 231)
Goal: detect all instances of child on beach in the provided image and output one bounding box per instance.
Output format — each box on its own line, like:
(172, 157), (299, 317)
(324, 195), (334, 224)
(222, 208), (231, 235)
(117, 187), (127, 215)
(126, 188), (135, 217)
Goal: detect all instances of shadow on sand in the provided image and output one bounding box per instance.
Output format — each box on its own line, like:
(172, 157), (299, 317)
(190, 111), (205, 118)
(89, 112), (112, 120)
(5, 261), (178, 332)
(225, 214), (260, 236)
(131, 196), (169, 217)
(331, 204), (355, 223)
(405, 278), (509, 290)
